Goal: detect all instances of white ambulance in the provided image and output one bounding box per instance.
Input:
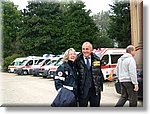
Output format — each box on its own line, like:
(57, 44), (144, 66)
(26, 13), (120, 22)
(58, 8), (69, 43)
(8, 57), (27, 73)
(14, 56), (45, 75)
(93, 48), (126, 80)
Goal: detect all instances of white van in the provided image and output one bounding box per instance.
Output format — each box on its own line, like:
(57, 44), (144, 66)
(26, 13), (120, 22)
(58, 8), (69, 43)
(94, 48), (126, 80)
(38, 56), (62, 77)
(14, 56), (45, 75)
(8, 57), (27, 73)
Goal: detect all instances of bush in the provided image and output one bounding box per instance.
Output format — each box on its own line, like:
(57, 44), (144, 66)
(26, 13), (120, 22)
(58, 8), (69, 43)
(2, 54), (24, 72)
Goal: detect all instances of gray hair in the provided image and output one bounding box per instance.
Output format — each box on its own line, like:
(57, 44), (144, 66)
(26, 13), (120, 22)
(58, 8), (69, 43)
(82, 41), (93, 50)
(126, 45), (135, 53)
(63, 48), (76, 62)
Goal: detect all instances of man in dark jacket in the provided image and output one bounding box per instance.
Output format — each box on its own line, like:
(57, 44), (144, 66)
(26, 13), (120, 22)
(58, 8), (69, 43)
(75, 41), (104, 107)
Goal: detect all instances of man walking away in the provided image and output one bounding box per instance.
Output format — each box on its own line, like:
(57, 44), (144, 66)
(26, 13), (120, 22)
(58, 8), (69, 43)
(115, 45), (139, 107)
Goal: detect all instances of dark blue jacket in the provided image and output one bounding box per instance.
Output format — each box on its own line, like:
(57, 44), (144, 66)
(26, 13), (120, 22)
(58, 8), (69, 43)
(54, 61), (78, 96)
(51, 87), (76, 107)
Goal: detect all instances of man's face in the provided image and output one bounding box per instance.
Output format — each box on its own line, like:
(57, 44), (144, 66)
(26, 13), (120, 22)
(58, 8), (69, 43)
(131, 47), (136, 57)
(82, 44), (92, 57)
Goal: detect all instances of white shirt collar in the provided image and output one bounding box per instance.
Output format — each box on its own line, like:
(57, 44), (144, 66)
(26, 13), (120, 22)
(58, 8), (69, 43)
(84, 55), (91, 59)
(83, 56), (91, 65)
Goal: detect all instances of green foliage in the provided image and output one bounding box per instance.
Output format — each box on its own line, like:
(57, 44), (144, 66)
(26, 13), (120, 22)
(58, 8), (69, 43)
(92, 11), (113, 48)
(107, 0), (131, 47)
(2, 54), (24, 72)
(20, 1), (63, 55)
(2, 1), (22, 58)
(60, 1), (99, 51)
(3, 0), (127, 63)
(18, 1), (99, 54)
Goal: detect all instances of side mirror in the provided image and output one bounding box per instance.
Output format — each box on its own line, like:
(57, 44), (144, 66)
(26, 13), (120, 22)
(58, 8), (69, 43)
(101, 60), (107, 66)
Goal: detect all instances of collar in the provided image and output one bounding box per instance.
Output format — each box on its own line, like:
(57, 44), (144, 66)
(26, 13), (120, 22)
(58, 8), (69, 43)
(84, 55), (91, 59)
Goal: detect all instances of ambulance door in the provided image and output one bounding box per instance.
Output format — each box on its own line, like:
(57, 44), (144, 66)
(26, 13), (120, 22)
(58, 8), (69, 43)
(101, 54), (110, 80)
(109, 54), (124, 79)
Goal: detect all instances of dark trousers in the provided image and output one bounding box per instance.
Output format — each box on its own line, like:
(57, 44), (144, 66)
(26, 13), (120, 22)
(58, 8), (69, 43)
(78, 87), (101, 107)
(115, 82), (138, 107)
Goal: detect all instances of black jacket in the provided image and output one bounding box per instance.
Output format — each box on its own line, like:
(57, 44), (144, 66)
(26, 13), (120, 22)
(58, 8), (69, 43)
(54, 61), (78, 96)
(75, 52), (104, 96)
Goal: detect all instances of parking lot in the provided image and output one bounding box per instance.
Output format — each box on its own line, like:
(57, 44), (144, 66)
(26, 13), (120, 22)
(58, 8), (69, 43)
(0, 72), (143, 107)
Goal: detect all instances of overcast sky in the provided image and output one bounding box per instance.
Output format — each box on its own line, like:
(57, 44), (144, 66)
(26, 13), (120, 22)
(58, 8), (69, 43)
(10, 0), (113, 14)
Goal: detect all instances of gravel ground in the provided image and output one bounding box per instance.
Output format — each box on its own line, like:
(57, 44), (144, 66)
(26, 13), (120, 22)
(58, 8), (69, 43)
(0, 72), (143, 107)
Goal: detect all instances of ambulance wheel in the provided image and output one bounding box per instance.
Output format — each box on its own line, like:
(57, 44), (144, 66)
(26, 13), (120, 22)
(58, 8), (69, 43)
(22, 70), (28, 75)
(8, 69), (11, 73)
(43, 76), (47, 78)
(33, 70), (38, 76)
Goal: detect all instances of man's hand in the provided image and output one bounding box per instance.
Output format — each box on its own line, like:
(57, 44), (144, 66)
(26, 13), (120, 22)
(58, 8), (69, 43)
(134, 84), (139, 91)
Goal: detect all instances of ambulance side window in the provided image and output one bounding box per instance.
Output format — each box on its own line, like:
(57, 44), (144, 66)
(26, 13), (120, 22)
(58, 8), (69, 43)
(34, 60), (38, 65)
(111, 54), (123, 64)
(26, 60), (33, 66)
(9, 62), (15, 66)
(101, 55), (109, 66)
